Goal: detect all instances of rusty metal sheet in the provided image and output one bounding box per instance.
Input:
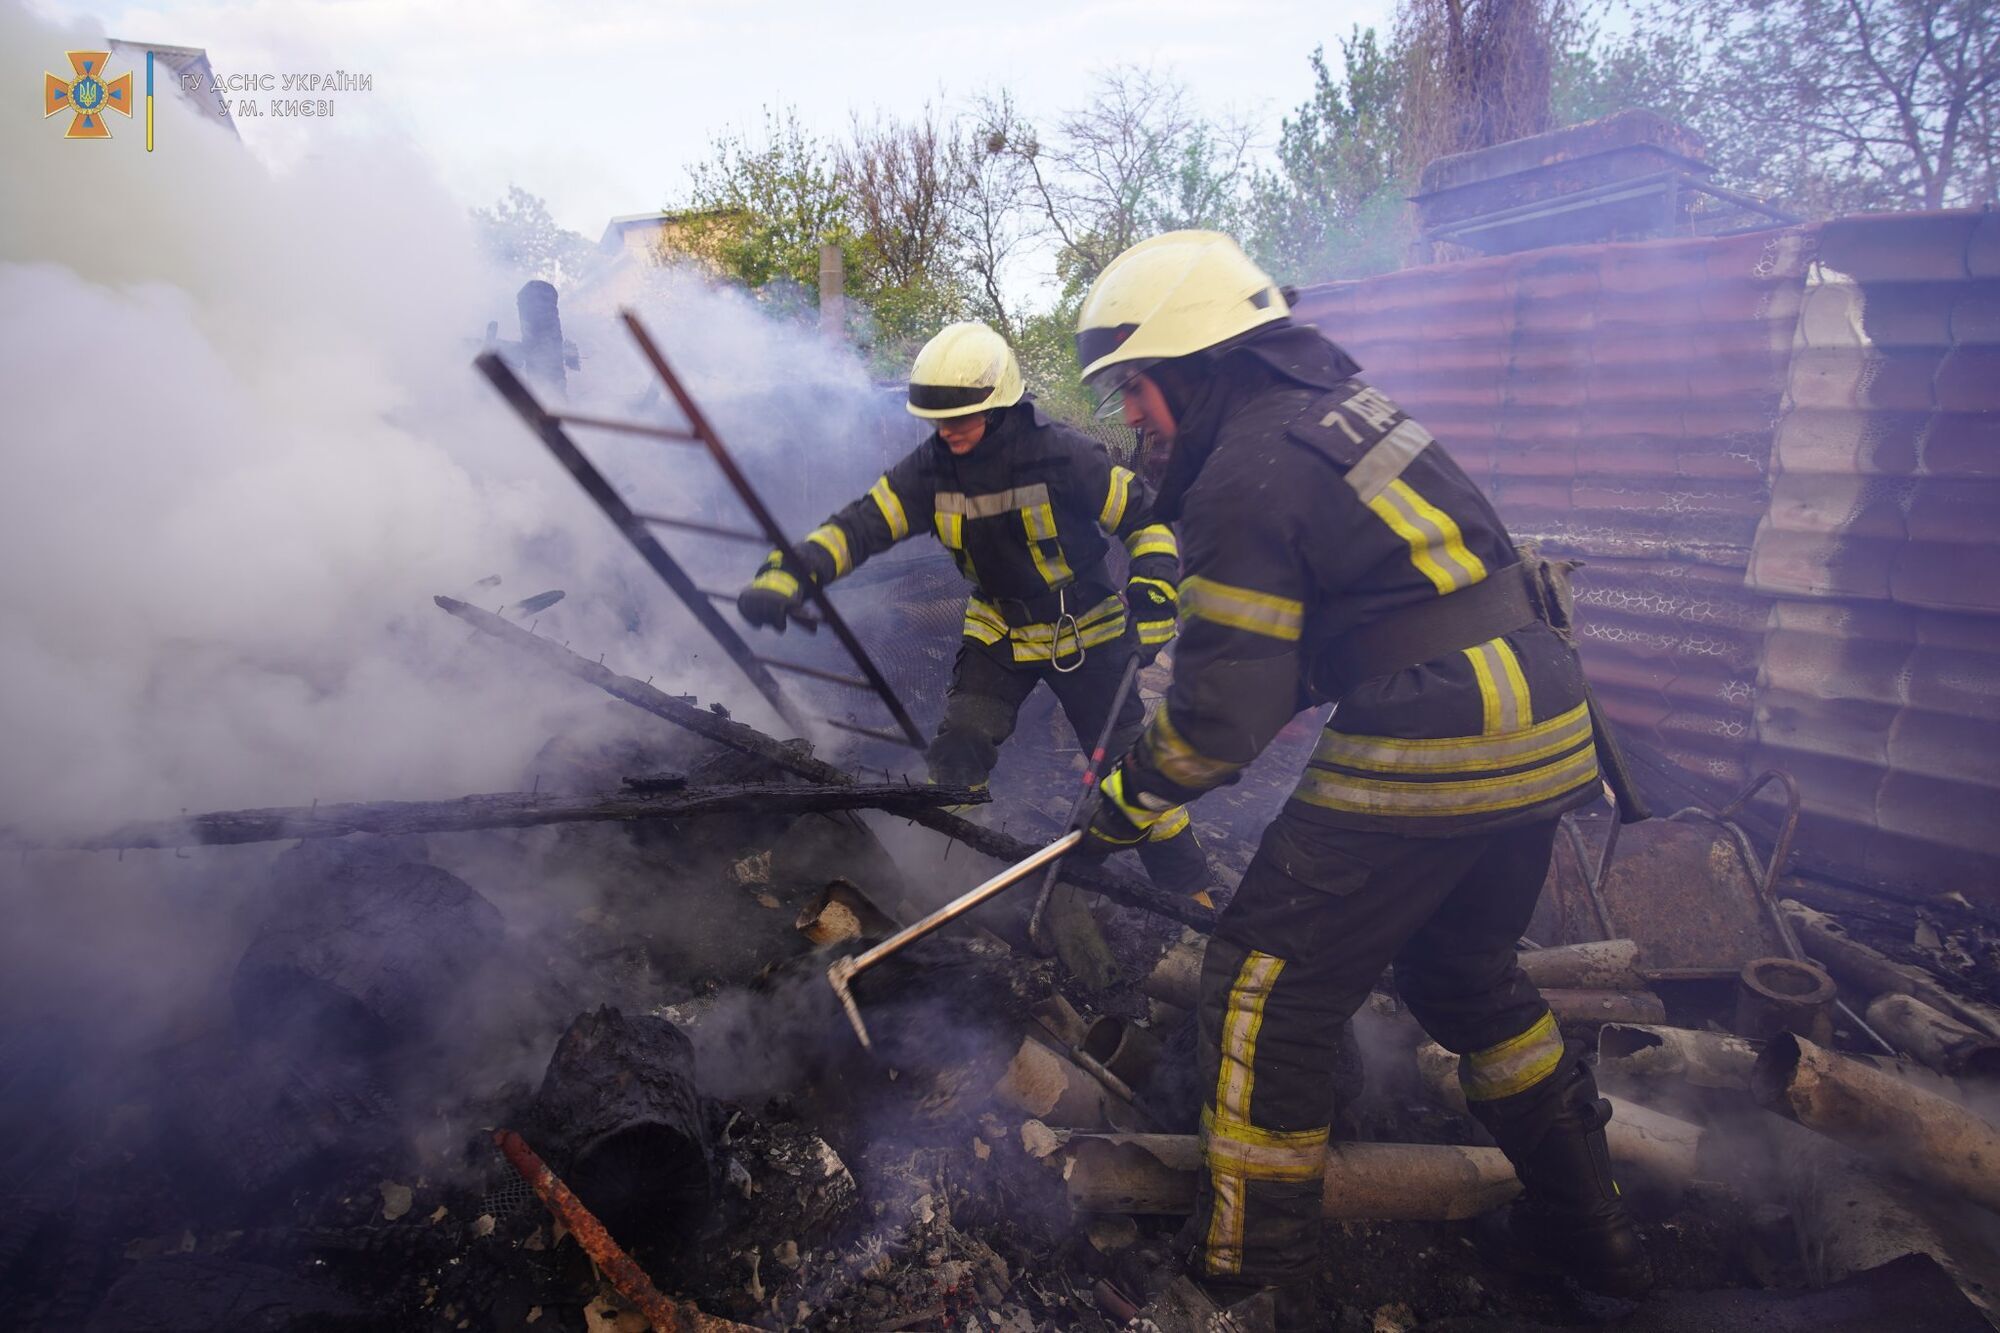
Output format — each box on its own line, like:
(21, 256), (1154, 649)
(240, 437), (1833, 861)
(1293, 214), (2000, 904)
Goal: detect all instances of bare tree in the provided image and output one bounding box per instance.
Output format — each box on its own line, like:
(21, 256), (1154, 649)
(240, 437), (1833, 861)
(958, 92), (1040, 339)
(985, 67), (1254, 291)
(839, 106), (967, 292)
(1399, 0), (1570, 170)
(1685, 0), (1998, 210)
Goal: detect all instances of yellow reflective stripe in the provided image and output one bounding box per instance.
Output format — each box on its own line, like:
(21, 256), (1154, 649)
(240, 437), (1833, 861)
(1312, 702), (1590, 774)
(1463, 636), (1533, 736)
(869, 475), (909, 540)
(805, 523), (852, 577)
(1099, 768), (1158, 841)
(1137, 619), (1177, 645)
(1100, 465), (1134, 530)
(1127, 524), (1178, 560)
(1129, 575), (1178, 603)
(934, 511), (963, 549)
(1496, 638), (1533, 725)
(1023, 503), (1073, 588)
(1204, 1169), (1248, 1276)
(1180, 576), (1303, 642)
(1007, 595), (1124, 643)
(1461, 1010), (1563, 1101)
(1463, 639), (1516, 736)
(1201, 1107), (1329, 1180)
(1009, 615), (1125, 661)
(1368, 479), (1487, 595)
(962, 597), (1009, 645)
(1214, 952), (1284, 1132)
(1146, 704), (1246, 789)
(1148, 805), (1192, 840)
(750, 568), (799, 598)
(1294, 744), (1599, 816)
(1205, 950), (1285, 1277)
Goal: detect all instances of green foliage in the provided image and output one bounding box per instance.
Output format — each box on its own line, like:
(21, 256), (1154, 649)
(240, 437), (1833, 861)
(471, 187), (598, 288)
(683, 107), (864, 302)
(1246, 33), (1410, 284)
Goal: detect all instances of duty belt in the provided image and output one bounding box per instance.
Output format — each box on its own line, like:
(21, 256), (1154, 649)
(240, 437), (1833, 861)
(1309, 557), (1651, 823)
(984, 566), (1113, 627)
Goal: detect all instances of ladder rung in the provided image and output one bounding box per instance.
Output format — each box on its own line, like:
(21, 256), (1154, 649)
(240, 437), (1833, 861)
(755, 656), (873, 690)
(701, 587), (821, 631)
(823, 718), (921, 747)
(635, 513), (766, 544)
(552, 411), (701, 443)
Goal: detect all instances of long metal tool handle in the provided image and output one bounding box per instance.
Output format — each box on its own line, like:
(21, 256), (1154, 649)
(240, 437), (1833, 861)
(1029, 654), (1143, 949)
(621, 311), (926, 750)
(474, 352), (802, 730)
(851, 830), (1085, 979)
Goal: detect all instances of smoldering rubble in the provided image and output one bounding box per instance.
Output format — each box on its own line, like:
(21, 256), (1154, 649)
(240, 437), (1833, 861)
(6, 576), (2000, 1333)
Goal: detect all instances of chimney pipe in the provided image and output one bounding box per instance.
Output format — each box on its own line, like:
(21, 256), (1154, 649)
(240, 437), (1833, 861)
(818, 243), (845, 341)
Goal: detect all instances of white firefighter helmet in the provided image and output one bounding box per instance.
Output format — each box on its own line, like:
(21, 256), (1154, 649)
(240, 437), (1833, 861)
(905, 321), (1025, 419)
(1074, 230), (1289, 409)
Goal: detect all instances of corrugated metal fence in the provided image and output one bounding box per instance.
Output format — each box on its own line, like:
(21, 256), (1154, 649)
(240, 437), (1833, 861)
(1292, 212), (2000, 903)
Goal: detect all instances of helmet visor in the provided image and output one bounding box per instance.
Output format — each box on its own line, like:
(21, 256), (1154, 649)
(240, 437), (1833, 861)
(1083, 358), (1155, 421)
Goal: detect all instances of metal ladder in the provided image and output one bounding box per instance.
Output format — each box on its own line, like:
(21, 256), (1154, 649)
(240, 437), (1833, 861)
(474, 308), (925, 750)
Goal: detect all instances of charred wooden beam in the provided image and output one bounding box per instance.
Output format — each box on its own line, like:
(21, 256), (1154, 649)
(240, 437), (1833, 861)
(1411, 1041), (1700, 1195)
(1782, 900), (2000, 1042)
(1064, 1134), (1521, 1220)
(1518, 939), (1645, 990)
(438, 594), (1219, 931)
(1752, 1033), (2000, 1215)
(1865, 994), (2000, 1083)
(32, 780), (980, 851)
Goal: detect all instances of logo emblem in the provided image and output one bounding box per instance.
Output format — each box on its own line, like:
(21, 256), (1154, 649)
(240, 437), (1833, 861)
(44, 51), (133, 139)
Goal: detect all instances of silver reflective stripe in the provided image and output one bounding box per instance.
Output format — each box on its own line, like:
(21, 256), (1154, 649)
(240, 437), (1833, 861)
(934, 482), (1052, 519)
(1343, 419), (1432, 504)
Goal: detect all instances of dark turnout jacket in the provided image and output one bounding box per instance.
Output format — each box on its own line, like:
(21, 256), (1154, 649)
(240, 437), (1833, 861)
(787, 400), (1181, 662)
(1115, 325), (1601, 835)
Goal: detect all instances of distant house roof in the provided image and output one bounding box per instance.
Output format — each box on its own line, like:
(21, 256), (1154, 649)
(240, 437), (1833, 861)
(108, 39), (237, 136)
(598, 206), (740, 254)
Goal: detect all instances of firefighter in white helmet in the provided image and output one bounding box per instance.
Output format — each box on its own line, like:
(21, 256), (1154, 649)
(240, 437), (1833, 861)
(1072, 233), (1650, 1324)
(737, 320), (1212, 900)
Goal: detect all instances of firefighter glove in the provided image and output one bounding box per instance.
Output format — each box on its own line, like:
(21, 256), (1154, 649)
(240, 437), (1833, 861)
(1126, 576), (1178, 666)
(738, 552), (807, 633)
(1081, 765), (1156, 857)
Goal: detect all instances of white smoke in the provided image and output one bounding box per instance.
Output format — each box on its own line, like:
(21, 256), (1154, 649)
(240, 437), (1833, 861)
(0, 2), (912, 841)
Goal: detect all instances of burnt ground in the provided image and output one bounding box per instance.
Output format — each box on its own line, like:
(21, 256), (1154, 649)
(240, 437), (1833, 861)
(1, 678), (1995, 1332)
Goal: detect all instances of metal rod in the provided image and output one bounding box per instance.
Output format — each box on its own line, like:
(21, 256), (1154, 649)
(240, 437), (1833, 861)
(822, 718), (921, 747)
(698, 586), (820, 632)
(634, 512), (768, 545)
(550, 411), (702, 444)
(621, 309), (926, 751)
(1029, 654), (1142, 951)
(473, 352), (802, 731)
(755, 656), (873, 690)
(493, 1130), (755, 1332)
(829, 830), (1084, 1049)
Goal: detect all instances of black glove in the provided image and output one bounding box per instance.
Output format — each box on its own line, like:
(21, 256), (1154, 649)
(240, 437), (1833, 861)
(1125, 577), (1178, 667)
(1079, 765), (1152, 859)
(737, 554), (806, 633)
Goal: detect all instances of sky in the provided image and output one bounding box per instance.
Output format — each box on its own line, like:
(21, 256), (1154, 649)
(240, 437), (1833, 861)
(29, 0), (1397, 244)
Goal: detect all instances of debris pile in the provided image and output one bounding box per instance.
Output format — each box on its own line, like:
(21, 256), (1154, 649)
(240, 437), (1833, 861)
(3, 594), (1998, 1332)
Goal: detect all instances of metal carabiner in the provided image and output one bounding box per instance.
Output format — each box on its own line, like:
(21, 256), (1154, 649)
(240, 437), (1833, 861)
(1049, 585), (1087, 674)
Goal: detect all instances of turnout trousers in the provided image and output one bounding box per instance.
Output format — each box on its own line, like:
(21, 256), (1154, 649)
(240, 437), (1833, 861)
(927, 636), (1209, 896)
(1190, 809), (1570, 1284)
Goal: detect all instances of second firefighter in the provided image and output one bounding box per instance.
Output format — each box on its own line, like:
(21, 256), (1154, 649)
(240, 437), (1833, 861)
(737, 320), (1212, 900)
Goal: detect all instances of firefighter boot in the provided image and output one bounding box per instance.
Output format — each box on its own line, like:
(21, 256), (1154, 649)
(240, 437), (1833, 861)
(1471, 1062), (1652, 1297)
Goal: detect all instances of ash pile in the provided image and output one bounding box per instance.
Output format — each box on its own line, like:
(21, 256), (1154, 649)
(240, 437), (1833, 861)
(5, 606), (2000, 1333)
